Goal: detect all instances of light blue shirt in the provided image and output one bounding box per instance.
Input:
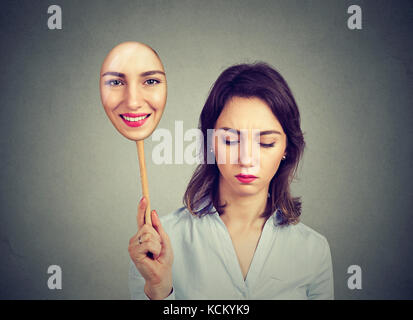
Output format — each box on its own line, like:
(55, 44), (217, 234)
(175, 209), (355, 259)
(129, 200), (334, 300)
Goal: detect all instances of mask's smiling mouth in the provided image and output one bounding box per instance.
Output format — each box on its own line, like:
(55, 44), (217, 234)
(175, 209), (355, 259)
(120, 113), (151, 121)
(119, 113), (151, 127)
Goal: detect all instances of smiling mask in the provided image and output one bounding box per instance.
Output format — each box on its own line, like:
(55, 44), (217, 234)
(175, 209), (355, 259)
(100, 41), (167, 141)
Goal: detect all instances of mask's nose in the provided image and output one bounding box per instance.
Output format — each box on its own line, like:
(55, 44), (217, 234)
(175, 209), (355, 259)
(126, 81), (145, 110)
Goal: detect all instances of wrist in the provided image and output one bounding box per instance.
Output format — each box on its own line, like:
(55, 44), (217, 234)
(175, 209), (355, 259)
(144, 282), (173, 300)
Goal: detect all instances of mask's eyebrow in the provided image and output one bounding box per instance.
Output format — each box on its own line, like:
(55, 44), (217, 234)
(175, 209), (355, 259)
(101, 71), (125, 78)
(139, 70), (165, 77)
(101, 70), (165, 78)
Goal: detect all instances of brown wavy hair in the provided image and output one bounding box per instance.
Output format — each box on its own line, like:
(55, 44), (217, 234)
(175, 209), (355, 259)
(183, 62), (305, 226)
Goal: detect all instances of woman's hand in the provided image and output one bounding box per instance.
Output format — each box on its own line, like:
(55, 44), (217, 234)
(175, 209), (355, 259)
(128, 197), (174, 299)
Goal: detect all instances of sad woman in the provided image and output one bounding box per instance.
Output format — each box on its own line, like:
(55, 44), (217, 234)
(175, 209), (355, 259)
(128, 62), (334, 300)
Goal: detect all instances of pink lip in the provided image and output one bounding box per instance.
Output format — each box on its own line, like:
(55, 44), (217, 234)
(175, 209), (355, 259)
(235, 174), (257, 183)
(120, 113), (151, 128)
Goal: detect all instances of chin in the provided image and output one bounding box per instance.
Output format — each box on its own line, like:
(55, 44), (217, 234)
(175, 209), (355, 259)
(124, 131), (150, 141)
(233, 186), (260, 197)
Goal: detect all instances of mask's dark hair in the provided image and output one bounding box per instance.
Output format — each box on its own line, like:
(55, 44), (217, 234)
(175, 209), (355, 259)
(183, 62), (305, 226)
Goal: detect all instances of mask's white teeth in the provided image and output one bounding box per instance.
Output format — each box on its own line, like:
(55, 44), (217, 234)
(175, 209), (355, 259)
(122, 115), (149, 122)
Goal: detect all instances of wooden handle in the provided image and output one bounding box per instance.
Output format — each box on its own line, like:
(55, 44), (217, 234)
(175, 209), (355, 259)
(136, 140), (151, 225)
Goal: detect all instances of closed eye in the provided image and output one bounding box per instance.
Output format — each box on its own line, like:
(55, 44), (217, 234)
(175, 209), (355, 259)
(224, 140), (275, 148)
(224, 140), (238, 145)
(260, 142), (275, 148)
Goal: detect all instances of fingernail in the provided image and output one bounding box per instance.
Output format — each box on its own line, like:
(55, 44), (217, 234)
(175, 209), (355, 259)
(152, 210), (158, 220)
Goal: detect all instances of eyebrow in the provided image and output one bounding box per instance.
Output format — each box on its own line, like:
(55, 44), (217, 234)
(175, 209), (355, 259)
(219, 127), (282, 136)
(140, 70), (166, 77)
(101, 70), (166, 78)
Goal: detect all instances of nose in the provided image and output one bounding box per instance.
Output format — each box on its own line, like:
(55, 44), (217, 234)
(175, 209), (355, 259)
(239, 133), (259, 167)
(126, 81), (145, 109)
(239, 142), (252, 167)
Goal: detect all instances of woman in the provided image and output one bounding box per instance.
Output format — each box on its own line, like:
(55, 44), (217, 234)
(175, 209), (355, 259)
(128, 62), (334, 300)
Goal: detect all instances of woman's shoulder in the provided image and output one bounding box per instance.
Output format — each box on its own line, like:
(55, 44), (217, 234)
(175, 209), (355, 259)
(158, 205), (212, 244)
(279, 221), (330, 254)
(275, 221), (332, 274)
(159, 205), (199, 230)
(288, 221), (328, 242)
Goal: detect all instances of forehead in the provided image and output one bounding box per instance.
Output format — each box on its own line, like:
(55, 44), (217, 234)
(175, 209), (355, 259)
(101, 43), (164, 74)
(215, 96), (284, 132)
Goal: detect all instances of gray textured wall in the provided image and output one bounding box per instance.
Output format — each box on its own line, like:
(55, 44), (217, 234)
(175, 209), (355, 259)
(0, 0), (412, 299)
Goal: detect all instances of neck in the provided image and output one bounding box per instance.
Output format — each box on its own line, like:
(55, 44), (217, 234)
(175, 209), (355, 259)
(218, 177), (269, 232)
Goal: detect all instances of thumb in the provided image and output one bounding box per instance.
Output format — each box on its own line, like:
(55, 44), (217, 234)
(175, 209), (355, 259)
(151, 210), (172, 262)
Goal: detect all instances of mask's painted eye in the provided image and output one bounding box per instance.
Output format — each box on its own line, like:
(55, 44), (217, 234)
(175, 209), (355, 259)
(144, 79), (160, 85)
(105, 79), (124, 86)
